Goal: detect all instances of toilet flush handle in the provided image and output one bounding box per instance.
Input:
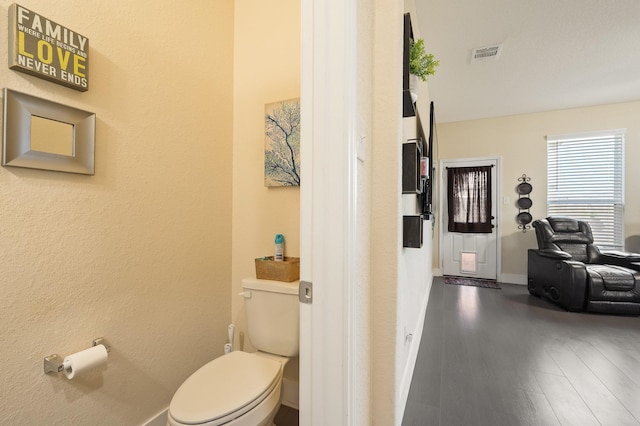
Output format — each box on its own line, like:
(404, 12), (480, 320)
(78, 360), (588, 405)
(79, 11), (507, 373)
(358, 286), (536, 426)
(239, 291), (252, 299)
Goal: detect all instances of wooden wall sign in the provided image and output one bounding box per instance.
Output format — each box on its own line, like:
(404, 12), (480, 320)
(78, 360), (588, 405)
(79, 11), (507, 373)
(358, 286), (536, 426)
(8, 4), (89, 91)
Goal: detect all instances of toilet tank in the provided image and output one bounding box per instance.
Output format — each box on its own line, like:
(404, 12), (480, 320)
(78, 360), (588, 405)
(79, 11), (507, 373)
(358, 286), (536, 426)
(241, 278), (300, 357)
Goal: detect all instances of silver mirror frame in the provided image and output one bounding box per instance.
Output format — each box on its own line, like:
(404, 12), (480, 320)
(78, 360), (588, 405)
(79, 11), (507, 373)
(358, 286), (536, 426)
(2, 88), (95, 175)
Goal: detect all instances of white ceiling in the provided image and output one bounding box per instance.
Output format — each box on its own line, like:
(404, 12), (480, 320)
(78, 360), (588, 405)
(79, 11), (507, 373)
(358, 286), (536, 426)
(415, 0), (640, 123)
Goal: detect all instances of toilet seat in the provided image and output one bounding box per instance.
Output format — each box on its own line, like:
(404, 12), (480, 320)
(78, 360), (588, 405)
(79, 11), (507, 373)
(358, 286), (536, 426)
(168, 351), (282, 425)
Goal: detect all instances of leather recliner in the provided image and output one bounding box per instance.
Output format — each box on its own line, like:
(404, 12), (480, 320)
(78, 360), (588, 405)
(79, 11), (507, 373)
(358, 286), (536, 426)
(527, 217), (640, 315)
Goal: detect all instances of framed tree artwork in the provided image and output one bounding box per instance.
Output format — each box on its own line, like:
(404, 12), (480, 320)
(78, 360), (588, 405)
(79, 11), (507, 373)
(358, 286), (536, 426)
(264, 98), (300, 186)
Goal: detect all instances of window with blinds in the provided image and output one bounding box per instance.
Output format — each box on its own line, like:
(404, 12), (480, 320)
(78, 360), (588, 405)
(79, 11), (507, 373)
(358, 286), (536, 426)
(547, 130), (625, 250)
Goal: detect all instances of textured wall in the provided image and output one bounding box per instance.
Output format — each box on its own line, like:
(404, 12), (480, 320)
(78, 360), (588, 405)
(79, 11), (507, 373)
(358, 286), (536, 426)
(0, 1), (233, 424)
(370, 0), (403, 423)
(231, 0), (300, 350)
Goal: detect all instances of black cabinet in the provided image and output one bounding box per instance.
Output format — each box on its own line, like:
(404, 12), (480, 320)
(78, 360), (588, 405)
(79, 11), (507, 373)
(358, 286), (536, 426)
(403, 215), (423, 248)
(402, 138), (425, 248)
(402, 139), (423, 194)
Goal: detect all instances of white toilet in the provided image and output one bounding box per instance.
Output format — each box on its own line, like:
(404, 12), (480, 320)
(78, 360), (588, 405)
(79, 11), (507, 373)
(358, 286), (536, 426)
(167, 278), (299, 426)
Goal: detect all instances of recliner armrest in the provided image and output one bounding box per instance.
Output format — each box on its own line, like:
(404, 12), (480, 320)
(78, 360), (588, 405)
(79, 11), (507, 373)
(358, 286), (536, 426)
(600, 250), (640, 269)
(528, 249), (588, 312)
(537, 248), (572, 260)
(600, 250), (640, 261)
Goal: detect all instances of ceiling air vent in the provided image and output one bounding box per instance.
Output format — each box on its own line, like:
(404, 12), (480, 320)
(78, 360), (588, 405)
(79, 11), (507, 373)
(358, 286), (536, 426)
(471, 44), (503, 63)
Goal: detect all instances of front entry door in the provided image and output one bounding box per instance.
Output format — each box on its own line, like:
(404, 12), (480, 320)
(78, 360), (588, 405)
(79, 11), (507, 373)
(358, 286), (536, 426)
(441, 158), (499, 280)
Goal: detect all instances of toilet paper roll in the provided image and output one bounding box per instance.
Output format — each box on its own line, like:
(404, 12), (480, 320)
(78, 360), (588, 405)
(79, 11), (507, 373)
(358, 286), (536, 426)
(62, 344), (108, 379)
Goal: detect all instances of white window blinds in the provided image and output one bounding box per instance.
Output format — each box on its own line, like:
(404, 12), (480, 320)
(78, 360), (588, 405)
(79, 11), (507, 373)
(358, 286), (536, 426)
(547, 130), (625, 250)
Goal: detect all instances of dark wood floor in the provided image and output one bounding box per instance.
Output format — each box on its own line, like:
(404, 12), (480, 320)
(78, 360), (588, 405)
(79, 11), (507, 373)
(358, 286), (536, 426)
(275, 404), (299, 426)
(402, 277), (640, 426)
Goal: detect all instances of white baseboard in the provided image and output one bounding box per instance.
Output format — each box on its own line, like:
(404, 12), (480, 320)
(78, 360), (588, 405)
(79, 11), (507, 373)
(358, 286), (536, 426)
(143, 408), (168, 426)
(500, 273), (527, 285)
(397, 280), (432, 424)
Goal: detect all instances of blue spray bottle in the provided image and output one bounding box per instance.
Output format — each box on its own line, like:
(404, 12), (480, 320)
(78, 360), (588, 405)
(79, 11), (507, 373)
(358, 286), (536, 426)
(274, 234), (284, 261)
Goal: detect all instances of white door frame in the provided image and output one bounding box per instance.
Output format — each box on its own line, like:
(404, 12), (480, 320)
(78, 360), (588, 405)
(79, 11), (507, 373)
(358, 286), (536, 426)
(439, 157), (502, 281)
(300, 0), (357, 424)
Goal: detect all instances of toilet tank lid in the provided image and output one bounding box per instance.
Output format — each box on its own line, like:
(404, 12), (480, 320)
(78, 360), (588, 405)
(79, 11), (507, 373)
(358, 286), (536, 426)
(242, 278), (299, 295)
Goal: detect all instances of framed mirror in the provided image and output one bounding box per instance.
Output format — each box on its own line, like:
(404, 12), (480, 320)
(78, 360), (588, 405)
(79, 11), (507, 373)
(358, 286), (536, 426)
(2, 88), (95, 175)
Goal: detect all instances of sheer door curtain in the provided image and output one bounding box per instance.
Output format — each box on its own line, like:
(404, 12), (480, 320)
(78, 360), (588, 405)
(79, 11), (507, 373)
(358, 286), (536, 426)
(447, 166), (493, 233)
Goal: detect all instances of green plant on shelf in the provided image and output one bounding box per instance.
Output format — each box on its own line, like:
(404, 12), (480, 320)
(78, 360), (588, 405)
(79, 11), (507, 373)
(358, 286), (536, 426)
(409, 38), (439, 82)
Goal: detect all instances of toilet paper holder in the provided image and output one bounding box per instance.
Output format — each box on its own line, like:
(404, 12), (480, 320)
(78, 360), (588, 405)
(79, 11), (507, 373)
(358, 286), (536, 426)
(44, 337), (111, 374)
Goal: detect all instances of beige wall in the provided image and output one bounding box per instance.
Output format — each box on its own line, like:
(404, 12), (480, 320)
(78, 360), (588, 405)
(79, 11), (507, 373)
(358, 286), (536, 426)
(437, 101), (640, 279)
(0, 1), (234, 424)
(231, 0), (300, 349)
(371, 0), (408, 423)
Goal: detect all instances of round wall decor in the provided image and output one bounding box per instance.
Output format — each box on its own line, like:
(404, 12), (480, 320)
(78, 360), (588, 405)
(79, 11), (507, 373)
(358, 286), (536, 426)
(516, 197), (532, 209)
(516, 174), (532, 232)
(516, 181), (532, 195)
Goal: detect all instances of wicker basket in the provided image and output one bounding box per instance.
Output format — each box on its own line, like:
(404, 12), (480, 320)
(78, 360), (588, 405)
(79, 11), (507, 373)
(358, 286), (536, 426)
(255, 256), (300, 282)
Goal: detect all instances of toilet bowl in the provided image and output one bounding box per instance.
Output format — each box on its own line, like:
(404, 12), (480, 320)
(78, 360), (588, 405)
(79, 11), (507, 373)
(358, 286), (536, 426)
(167, 278), (299, 426)
(167, 351), (288, 426)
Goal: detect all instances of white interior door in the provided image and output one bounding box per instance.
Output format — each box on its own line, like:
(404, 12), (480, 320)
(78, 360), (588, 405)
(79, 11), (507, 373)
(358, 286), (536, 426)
(441, 158), (499, 280)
